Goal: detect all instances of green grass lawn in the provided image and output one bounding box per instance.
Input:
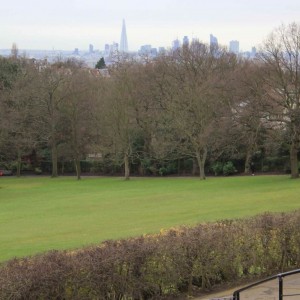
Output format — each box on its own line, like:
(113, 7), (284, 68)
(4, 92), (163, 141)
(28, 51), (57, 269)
(0, 175), (300, 262)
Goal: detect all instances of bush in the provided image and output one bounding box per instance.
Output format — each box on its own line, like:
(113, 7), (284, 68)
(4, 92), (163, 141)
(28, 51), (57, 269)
(223, 161), (237, 176)
(34, 167), (42, 175)
(159, 167), (167, 176)
(1, 211), (300, 299)
(261, 165), (269, 172)
(211, 161), (223, 176)
(89, 161), (103, 173)
(158, 162), (178, 176)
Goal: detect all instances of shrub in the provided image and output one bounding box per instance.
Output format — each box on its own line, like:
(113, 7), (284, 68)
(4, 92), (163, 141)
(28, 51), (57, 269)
(34, 167), (42, 175)
(211, 161), (223, 176)
(223, 161), (237, 176)
(89, 161), (103, 173)
(261, 165), (269, 172)
(159, 167), (167, 176)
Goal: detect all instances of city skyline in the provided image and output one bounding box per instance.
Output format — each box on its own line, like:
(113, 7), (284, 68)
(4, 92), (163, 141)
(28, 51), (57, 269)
(1, 0), (300, 52)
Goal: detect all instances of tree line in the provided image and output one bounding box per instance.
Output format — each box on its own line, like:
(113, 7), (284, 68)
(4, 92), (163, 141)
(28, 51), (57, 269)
(0, 22), (300, 179)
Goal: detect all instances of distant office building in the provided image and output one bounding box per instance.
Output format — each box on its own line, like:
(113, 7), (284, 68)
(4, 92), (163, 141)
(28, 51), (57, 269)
(150, 48), (158, 57)
(120, 19), (128, 52)
(172, 39), (180, 50)
(210, 34), (218, 47)
(110, 42), (119, 53)
(73, 48), (79, 55)
(104, 44), (110, 56)
(138, 45), (157, 57)
(89, 44), (94, 53)
(229, 40), (239, 54)
(183, 36), (189, 46)
(139, 44), (152, 54)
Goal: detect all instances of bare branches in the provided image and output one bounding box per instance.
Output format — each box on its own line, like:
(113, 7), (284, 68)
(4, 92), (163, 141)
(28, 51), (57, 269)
(259, 22), (300, 178)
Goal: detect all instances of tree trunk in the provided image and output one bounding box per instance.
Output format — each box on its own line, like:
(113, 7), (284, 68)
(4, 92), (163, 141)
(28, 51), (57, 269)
(138, 164), (144, 176)
(124, 153), (130, 180)
(199, 160), (206, 179)
(192, 159), (198, 176)
(75, 159), (81, 180)
(51, 144), (58, 178)
(196, 148), (207, 180)
(244, 150), (251, 174)
(290, 143), (299, 179)
(16, 150), (21, 177)
(61, 160), (64, 175)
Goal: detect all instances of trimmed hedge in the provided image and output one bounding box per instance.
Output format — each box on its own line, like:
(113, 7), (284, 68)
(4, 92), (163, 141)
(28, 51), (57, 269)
(1, 211), (300, 299)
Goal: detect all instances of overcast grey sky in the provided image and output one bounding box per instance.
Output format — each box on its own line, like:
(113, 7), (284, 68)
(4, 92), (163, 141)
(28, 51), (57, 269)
(1, 0), (299, 52)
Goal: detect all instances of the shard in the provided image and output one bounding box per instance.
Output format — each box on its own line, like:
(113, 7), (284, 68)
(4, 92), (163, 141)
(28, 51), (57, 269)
(120, 19), (128, 52)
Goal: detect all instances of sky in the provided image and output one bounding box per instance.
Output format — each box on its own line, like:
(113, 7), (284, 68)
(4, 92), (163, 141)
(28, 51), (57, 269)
(1, 0), (300, 52)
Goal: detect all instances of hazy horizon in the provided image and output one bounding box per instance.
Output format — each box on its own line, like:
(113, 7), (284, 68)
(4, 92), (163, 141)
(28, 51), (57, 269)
(1, 0), (300, 52)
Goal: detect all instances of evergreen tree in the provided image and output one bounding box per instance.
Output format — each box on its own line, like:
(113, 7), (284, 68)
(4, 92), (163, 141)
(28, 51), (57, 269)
(95, 57), (106, 69)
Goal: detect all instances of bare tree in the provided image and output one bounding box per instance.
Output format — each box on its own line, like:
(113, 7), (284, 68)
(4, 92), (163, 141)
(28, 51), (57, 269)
(156, 42), (237, 179)
(259, 22), (300, 178)
(0, 57), (38, 175)
(34, 61), (68, 177)
(123, 62), (170, 175)
(0, 57), (18, 165)
(101, 59), (145, 180)
(230, 60), (268, 174)
(61, 63), (99, 179)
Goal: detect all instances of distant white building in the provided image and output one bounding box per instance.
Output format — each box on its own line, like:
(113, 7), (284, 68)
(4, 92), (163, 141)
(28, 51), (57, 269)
(251, 47), (257, 58)
(89, 44), (94, 53)
(172, 39), (180, 50)
(110, 42), (119, 53)
(139, 44), (152, 54)
(183, 36), (189, 46)
(210, 34), (218, 47)
(229, 40), (239, 54)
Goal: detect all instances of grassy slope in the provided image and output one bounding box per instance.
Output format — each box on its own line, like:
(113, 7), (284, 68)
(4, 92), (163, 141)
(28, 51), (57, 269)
(0, 175), (299, 262)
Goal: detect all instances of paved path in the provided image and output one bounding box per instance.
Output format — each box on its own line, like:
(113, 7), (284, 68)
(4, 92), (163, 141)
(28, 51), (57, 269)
(194, 287), (236, 300)
(195, 273), (300, 299)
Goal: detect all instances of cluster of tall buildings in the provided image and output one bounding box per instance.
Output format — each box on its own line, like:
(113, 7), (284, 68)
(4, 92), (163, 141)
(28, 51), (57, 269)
(100, 20), (256, 59)
(71, 19), (257, 63)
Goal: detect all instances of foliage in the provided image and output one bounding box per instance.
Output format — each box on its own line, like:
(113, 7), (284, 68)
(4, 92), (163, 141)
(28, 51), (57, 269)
(95, 57), (106, 69)
(1, 210), (300, 299)
(34, 167), (42, 175)
(211, 161), (223, 176)
(223, 161), (237, 176)
(210, 161), (237, 176)
(158, 161), (178, 176)
(0, 57), (20, 90)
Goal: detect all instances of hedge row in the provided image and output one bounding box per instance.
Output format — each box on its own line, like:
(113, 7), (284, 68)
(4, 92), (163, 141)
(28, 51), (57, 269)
(1, 211), (300, 299)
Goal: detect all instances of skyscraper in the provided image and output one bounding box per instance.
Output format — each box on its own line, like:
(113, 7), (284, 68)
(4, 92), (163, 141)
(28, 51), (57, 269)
(183, 36), (189, 46)
(229, 40), (239, 54)
(89, 44), (94, 53)
(210, 34), (218, 47)
(120, 19), (128, 52)
(172, 39), (180, 50)
(251, 47), (257, 58)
